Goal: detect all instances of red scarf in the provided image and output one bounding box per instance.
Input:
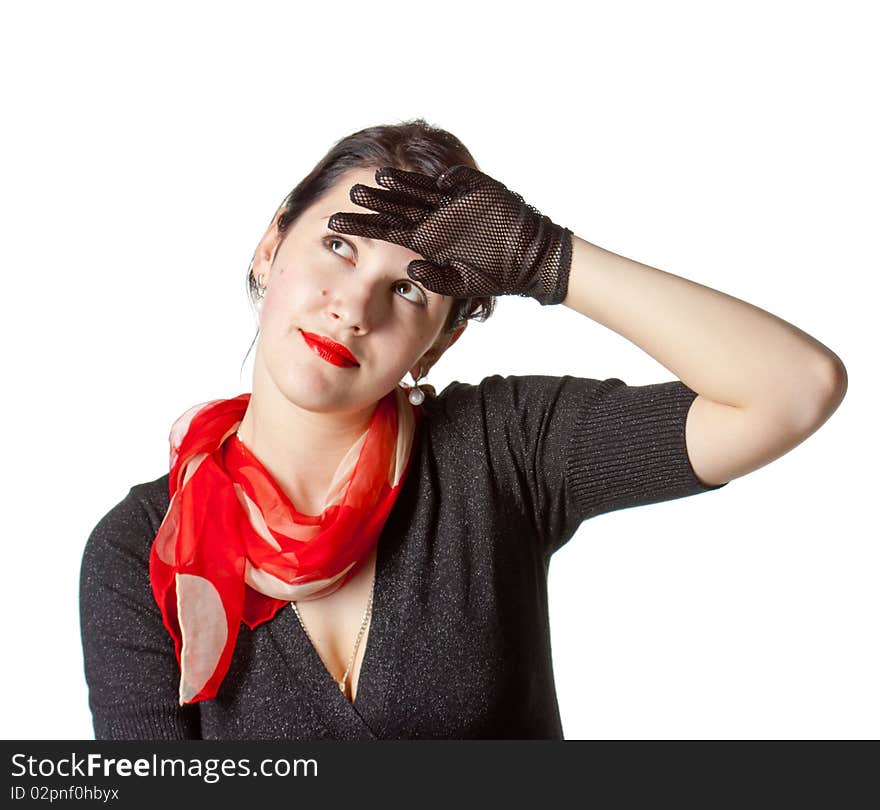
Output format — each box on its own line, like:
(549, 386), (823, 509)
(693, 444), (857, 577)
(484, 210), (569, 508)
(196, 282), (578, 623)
(149, 386), (421, 705)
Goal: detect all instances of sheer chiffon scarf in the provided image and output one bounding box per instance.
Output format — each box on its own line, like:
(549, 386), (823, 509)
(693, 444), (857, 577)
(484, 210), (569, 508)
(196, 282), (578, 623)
(148, 386), (421, 705)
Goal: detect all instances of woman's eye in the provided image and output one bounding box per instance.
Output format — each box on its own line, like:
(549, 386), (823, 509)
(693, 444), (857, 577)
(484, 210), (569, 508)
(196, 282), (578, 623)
(325, 237), (354, 259)
(394, 279), (428, 306)
(324, 236), (427, 307)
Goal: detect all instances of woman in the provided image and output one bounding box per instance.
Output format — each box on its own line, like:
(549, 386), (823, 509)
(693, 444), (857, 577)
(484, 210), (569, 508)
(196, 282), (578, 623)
(79, 118), (846, 740)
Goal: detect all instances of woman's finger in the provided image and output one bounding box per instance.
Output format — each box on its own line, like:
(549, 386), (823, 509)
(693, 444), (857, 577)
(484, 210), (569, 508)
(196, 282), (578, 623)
(349, 183), (427, 224)
(436, 164), (486, 192)
(375, 166), (448, 208)
(407, 258), (477, 298)
(328, 211), (411, 246)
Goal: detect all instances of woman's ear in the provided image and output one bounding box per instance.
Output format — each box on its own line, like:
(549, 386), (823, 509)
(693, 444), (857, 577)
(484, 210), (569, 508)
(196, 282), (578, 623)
(252, 206), (287, 284)
(446, 322), (467, 350)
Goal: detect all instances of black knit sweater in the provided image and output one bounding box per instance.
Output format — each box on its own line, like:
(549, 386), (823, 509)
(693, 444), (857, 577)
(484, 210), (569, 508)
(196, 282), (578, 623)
(79, 374), (728, 739)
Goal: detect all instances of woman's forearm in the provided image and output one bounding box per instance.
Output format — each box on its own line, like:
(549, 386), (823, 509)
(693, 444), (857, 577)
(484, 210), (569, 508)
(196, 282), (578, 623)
(562, 234), (846, 425)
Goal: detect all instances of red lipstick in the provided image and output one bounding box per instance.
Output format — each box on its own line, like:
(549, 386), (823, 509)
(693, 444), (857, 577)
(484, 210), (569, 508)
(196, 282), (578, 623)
(300, 330), (359, 368)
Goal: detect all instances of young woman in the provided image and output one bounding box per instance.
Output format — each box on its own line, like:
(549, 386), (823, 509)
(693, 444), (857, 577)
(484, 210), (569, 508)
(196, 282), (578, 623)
(79, 118), (846, 740)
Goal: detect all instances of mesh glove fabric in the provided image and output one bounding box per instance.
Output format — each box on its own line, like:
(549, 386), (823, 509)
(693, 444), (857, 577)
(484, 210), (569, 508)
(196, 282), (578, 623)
(327, 165), (573, 306)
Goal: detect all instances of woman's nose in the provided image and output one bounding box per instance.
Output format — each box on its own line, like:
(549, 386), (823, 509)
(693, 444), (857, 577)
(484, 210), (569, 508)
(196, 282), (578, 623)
(325, 277), (383, 333)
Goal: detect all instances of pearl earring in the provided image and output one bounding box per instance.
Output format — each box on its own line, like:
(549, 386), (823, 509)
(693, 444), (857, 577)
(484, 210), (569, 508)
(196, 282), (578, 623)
(408, 367), (426, 406)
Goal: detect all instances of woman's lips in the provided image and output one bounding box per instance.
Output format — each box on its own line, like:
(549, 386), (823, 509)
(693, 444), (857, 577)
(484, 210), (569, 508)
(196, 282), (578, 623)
(299, 330), (359, 368)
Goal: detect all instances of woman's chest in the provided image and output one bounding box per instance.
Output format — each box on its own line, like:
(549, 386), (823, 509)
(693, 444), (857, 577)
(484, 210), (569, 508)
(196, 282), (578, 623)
(202, 496), (556, 738)
(290, 547), (377, 703)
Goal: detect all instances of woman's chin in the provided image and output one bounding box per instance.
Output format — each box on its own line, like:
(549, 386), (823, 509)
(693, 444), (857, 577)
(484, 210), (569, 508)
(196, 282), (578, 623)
(276, 372), (380, 415)
(265, 355), (393, 415)
(279, 381), (355, 413)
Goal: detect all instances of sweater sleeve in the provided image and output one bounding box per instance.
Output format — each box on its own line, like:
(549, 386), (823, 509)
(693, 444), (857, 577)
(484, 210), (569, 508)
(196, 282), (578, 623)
(79, 483), (201, 740)
(445, 374), (729, 556)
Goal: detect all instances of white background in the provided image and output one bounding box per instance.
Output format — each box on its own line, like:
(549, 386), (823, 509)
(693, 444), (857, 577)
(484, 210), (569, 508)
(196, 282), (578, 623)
(1, 1), (875, 740)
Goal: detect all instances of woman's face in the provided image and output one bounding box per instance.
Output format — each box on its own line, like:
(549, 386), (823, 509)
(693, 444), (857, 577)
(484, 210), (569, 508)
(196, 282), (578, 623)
(251, 166), (464, 415)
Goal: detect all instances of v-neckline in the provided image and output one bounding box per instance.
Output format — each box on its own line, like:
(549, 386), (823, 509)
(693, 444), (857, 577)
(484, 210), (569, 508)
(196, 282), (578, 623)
(291, 548), (377, 707)
(265, 472), (411, 738)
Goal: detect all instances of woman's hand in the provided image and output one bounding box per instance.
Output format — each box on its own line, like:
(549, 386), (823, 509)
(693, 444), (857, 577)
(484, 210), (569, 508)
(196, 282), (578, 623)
(328, 165), (573, 305)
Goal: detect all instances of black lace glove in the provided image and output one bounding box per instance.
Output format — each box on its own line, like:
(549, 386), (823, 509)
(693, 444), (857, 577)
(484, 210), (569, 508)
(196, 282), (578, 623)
(328, 165), (573, 305)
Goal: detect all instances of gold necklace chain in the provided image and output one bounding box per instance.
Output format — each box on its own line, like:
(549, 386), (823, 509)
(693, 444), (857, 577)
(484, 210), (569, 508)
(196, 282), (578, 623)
(291, 580), (375, 698)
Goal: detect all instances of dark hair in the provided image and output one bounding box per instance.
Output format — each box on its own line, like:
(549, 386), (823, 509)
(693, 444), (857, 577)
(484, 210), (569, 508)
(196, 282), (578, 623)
(242, 118), (496, 371)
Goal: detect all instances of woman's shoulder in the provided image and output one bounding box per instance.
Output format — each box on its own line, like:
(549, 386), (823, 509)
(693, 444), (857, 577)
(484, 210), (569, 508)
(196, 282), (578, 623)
(128, 471), (171, 523)
(425, 373), (609, 419)
(83, 472), (170, 565)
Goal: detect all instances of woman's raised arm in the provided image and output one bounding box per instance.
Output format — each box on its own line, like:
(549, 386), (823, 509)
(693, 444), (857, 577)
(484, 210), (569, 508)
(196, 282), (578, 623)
(561, 234), (847, 486)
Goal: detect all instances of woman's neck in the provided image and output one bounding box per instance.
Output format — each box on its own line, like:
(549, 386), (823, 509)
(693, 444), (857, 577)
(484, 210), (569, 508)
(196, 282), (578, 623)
(236, 386), (378, 517)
